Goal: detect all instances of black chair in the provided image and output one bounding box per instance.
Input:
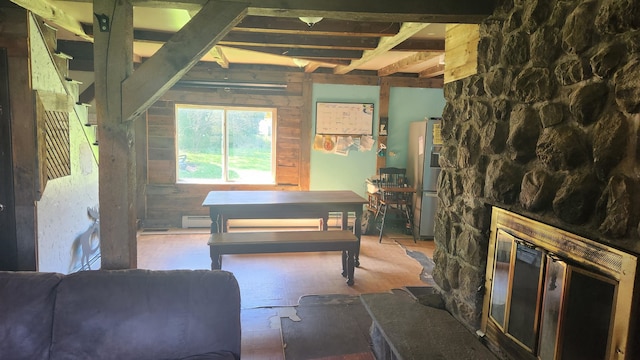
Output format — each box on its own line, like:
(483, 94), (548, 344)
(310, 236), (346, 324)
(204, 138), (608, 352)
(374, 167), (414, 243)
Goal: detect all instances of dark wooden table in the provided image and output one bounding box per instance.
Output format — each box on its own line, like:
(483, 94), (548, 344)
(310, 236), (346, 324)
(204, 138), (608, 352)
(202, 190), (367, 265)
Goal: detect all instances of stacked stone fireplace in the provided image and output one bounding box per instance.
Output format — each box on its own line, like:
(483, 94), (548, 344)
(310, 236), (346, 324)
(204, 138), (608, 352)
(432, 0), (640, 358)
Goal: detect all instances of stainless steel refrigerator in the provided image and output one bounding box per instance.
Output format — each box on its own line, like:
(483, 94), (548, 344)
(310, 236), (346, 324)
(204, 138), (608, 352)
(406, 118), (442, 239)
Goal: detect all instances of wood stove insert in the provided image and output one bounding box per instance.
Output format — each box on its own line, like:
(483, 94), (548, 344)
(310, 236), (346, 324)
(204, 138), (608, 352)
(481, 207), (639, 360)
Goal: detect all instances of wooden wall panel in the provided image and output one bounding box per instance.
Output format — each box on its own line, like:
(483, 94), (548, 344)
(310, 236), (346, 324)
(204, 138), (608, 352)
(143, 65), (444, 229)
(144, 66), (307, 228)
(444, 24), (479, 84)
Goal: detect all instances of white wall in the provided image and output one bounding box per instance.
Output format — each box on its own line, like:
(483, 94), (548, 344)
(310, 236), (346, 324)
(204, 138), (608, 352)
(29, 16), (100, 273)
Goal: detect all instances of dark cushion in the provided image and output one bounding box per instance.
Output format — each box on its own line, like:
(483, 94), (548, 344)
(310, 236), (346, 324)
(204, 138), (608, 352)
(0, 271), (63, 360)
(50, 269), (241, 360)
(177, 351), (238, 360)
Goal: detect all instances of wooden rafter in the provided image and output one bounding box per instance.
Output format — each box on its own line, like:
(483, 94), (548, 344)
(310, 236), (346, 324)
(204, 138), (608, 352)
(10, 0), (93, 41)
(420, 64), (445, 78)
(81, 25), (381, 50)
(227, 46), (363, 60)
(393, 38), (445, 51)
(61, 0), (496, 23)
(304, 62), (321, 73)
(121, 1), (248, 121)
(208, 46), (230, 68)
(220, 32), (379, 50)
(378, 51), (442, 76)
(334, 22), (429, 75)
(234, 16), (401, 37)
(188, 9), (229, 68)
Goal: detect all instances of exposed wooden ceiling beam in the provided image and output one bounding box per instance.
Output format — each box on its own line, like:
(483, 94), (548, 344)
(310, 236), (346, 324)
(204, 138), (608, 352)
(188, 9), (228, 68)
(393, 38), (445, 51)
(121, 1), (247, 121)
(377, 51), (442, 77)
(220, 32), (379, 50)
(419, 63), (445, 78)
(61, 0), (496, 23)
(226, 46), (363, 60)
(234, 16), (401, 37)
(304, 62), (321, 73)
(208, 46), (230, 69)
(334, 22), (429, 75)
(10, 0), (92, 41)
(81, 25), (381, 50)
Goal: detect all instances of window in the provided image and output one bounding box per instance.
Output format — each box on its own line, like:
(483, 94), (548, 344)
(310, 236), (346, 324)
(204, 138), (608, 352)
(176, 104), (276, 184)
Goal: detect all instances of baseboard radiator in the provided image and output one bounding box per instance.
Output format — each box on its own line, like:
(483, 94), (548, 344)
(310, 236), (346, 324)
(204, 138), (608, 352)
(181, 213), (356, 229)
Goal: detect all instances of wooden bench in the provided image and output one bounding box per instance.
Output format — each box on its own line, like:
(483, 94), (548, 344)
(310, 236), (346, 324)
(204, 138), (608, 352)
(208, 230), (359, 285)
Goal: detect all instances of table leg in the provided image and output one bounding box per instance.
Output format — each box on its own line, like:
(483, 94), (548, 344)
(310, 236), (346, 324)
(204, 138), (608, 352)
(341, 211), (348, 230)
(341, 250), (347, 278)
(209, 210), (219, 233)
(354, 209), (362, 267)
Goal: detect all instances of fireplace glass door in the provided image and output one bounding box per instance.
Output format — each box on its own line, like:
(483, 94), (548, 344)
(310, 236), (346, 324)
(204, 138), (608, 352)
(488, 230), (617, 359)
(489, 230), (545, 353)
(483, 208), (638, 360)
(538, 256), (566, 360)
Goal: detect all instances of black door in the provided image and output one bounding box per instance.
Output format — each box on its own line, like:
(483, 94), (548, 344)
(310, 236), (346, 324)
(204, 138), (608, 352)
(0, 48), (18, 270)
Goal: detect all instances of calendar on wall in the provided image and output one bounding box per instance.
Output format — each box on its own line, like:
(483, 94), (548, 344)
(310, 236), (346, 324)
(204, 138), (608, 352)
(315, 102), (374, 135)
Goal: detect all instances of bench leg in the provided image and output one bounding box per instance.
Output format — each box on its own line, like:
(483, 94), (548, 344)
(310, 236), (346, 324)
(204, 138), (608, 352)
(210, 246), (222, 270)
(341, 250), (355, 285)
(346, 250), (355, 286)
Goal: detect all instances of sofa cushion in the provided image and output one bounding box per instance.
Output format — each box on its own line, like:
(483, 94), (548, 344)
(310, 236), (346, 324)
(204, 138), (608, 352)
(177, 351), (238, 360)
(0, 271), (63, 360)
(50, 269), (241, 360)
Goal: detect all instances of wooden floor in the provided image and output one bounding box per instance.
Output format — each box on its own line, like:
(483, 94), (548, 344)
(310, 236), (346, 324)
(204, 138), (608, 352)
(137, 229), (435, 360)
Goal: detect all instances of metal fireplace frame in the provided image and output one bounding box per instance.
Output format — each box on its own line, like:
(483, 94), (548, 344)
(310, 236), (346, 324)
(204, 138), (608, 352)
(481, 207), (639, 360)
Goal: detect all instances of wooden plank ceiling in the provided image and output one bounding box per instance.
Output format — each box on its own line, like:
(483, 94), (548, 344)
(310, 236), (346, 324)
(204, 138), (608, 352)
(17, 0), (495, 78)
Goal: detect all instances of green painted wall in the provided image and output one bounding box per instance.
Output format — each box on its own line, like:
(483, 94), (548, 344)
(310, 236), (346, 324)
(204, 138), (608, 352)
(310, 84), (445, 198)
(310, 84), (379, 197)
(386, 87), (446, 168)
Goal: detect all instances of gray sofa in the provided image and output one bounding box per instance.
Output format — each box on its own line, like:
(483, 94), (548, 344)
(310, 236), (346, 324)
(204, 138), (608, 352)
(0, 269), (241, 360)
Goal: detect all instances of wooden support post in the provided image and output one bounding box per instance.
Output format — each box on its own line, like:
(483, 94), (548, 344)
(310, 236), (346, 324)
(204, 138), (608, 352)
(377, 79), (391, 172)
(300, 75), (313, 190)
(93, 0), (137, 269)
(2, 7), (37, 270)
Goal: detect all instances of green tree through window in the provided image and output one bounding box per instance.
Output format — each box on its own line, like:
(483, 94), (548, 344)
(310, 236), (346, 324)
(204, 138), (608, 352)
(176, 105), (275, 184)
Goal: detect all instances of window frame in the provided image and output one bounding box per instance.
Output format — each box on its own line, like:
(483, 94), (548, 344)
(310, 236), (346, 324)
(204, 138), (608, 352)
(175, 103), (277, 185)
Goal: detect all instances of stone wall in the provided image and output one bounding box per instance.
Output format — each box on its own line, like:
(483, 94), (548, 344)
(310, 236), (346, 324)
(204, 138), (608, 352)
(434, 0), (640, 330)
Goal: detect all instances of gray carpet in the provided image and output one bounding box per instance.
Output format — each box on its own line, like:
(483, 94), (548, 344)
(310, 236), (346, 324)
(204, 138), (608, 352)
(281, 294), (373, 359)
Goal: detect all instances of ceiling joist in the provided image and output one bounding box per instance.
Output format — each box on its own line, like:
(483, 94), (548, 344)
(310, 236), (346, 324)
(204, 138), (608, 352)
(10, 0), (92, 41)
(234, 16), (401, 37)
(378, 51), (443, 77)
(334, 22), (429, 75)
(64, 0), (496, 23)
(419, 63), (445, 78)
(19, 0), (496, 77)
